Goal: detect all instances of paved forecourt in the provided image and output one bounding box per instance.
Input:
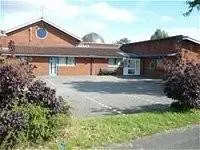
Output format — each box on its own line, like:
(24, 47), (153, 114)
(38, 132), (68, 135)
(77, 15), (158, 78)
(40, 76), (173, 117)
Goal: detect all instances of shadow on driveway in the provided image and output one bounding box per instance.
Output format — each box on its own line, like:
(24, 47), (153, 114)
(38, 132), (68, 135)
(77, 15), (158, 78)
(90, 103), (171, 115)
(90, 103), (191, 116)
(63, 80), (165, 96)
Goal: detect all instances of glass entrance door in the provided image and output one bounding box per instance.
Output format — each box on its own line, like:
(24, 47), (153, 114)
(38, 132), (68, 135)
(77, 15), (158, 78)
(123, 58), (140, 75)
(49, 57), (58, 76)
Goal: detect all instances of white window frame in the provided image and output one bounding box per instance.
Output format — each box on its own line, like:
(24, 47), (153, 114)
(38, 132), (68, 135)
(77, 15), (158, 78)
(59, 57), (75, 67)
(123, 58), (140, 75)
(36, 27), (48, 39)
(108, 58), (122, 67)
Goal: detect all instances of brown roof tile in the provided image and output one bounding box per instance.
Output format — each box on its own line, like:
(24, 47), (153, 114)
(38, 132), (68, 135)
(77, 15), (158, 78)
(1, 45), (124, 58)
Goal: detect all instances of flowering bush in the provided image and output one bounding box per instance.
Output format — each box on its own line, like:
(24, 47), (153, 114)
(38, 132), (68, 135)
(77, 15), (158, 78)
(0, 57), (70, 148)
(164, 60), (200, 109)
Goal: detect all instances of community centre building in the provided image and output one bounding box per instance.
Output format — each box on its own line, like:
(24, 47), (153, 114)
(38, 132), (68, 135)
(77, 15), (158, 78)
(0, 17), (200, 78)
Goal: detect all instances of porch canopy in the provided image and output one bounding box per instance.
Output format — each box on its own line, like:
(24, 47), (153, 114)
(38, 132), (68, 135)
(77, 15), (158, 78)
(123, 51), (178, 59)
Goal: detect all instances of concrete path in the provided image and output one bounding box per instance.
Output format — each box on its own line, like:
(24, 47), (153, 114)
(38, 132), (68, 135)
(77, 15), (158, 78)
(104, 125), (200, 149)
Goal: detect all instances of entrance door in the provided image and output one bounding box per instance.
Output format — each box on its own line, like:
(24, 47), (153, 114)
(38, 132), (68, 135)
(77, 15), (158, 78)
(123, 58), (140, 75)
(49, 57), (58, 76)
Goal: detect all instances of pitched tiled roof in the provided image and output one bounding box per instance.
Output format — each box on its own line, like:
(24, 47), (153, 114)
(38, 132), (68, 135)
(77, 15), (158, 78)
(0, 45), (124, 58)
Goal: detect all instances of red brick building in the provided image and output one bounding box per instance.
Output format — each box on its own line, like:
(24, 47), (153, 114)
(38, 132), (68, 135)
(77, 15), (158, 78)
(0, 18), (200, 78)
(121, 35), (200, 78)
(0, 18), (124, 76)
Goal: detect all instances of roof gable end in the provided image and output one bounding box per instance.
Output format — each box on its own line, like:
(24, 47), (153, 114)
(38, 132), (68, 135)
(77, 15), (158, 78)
(5, 17), (82, 42)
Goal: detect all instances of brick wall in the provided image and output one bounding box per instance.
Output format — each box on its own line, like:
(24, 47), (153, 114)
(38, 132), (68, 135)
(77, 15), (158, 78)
(92, 58), (108, 75)
(140, 56), (178, 78)
(31, 57), (49, 76)
(29, 56), (115, 76)
(58, 57), (90, 75)
(181, 40), (200, 63)
(0, 35), (7, 48)
(58, 57), (108, 76)
(6, 21), (78, 47)
(141, 58), (164, 78)
(122, 36), (182, 54)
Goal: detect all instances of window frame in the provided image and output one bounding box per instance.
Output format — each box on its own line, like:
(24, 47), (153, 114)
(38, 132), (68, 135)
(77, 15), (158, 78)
(108, 58), (122, 67)
(36, 27), (48, 39)
(123, 58), (140, 75)
(59, 57), (75, 67)
(66, 57), (75, 66)
(156, 59), (164, 69)
(149, 59), (157, 71)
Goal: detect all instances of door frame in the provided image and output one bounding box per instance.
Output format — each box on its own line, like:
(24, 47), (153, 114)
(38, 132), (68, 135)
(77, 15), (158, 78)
(123, 58), (140, 75)
(48, 57), (59, 76)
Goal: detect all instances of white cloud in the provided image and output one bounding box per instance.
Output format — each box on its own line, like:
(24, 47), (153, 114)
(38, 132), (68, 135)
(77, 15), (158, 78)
(161, 15), (174, 22)
(166, 27), (200, 41)
(68, 20), (106, 38)
(1, 0), (136, 32)
(126, 27), (200, 44)
(89, 2), (135, 23)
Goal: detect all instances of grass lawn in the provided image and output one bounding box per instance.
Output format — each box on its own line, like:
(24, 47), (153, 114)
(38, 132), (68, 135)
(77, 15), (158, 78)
(46, 109), (200, 150)
(30, 109), (200, 150)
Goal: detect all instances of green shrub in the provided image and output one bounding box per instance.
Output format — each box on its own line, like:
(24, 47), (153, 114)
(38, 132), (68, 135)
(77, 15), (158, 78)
(99, 68), (117, 75)
(170, 101), (190, 112)
(26, 80), (71, 115)
(13, 103), (70, 144)
(0, 57), (71, 149)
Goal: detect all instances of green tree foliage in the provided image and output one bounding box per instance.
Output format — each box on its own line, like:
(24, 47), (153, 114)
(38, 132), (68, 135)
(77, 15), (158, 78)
(115, 38), (131, 44)
(184, 0), (200, 16)
(150, 29), (169, 40)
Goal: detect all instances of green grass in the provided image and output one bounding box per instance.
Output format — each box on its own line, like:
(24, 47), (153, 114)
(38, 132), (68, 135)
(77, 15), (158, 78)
(26, 109), (200, 149)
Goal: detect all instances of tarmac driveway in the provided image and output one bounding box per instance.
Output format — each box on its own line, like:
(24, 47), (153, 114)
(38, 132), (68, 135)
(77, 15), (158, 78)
(40, 76), (173, 117)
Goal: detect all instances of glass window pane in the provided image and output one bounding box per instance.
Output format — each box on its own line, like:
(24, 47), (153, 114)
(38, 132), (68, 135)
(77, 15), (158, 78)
(128, 59), (135, 68)
(128, 69), (135, 74)
(66, 57), (75, 65)
(108, 58), (122, 66)
(37, 28), (47, 39)
(59, 57), (66, 66)
(108, 58), (115, 65)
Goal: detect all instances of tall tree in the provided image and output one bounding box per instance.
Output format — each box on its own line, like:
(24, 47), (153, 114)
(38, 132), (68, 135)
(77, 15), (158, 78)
(184, 0), (200, 16)
(115, 38), (131, 44)
(150, 29), (169, 40)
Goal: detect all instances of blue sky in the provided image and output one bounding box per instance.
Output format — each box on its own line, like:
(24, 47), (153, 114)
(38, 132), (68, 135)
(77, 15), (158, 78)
(0, 0), (199, 43)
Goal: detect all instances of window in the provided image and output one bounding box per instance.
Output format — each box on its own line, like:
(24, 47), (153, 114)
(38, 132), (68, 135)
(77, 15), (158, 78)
(36, 28), (47, 39)
(149, 59), (164, 70)
(108, 58), (122, 67)
(66, 57), (75, 65)
(156, 59), (164, 68)
(123, 58), (140, 75)
(149, 59), (157, 70)
(59, 57), (75, 66)
(128, 69), (135, 74)
(17, 56), (32, 62)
